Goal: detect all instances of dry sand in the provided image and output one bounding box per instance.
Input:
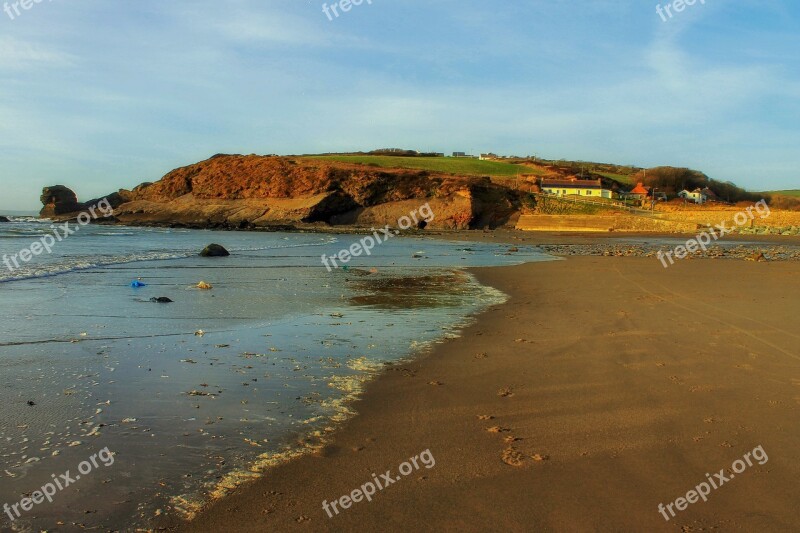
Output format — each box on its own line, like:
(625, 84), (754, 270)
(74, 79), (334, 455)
(167, 242), (800, 532)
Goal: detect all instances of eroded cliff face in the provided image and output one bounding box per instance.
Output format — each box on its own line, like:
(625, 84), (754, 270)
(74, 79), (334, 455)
(41, 154), (523, 230)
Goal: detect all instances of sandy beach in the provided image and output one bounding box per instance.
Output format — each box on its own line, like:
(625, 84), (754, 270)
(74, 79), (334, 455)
(5, 2), (799, 530)
(164, 239), (800, 532)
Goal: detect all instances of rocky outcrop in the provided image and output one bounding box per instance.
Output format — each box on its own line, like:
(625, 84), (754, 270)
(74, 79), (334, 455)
(0, 216), (9, 222)
(40, 186), (83, 217)
(41, 154), (524, 230)
(200, 244), (230, 257)
(39, 186), (126, 220)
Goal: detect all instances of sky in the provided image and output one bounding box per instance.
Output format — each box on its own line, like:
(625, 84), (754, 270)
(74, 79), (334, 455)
(0, 0), (798, 211)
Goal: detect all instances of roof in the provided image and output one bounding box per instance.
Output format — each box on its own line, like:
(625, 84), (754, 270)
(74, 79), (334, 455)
(629, 182), (649, 194)
(541, 178), (603, 189)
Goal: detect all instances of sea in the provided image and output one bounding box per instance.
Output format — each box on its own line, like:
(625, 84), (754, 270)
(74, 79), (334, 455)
(0, 216), (555, 531)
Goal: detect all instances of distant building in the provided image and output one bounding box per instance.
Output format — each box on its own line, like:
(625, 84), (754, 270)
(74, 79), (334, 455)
(452, 152), (467, 157)
(479, 153), (498, 160)
(700, 187), (723, 203)
(540, 178), (613, 199)
(621, 182), (650, 201)
(678, 188), (707, 204)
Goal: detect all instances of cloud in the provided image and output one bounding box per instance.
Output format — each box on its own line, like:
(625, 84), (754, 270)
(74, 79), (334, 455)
(0, 36), (76, 70)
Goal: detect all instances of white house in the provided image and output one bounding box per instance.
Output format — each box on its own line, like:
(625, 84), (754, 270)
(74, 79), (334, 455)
(540, 178), (613, 199)
(678, 189), (707, 204)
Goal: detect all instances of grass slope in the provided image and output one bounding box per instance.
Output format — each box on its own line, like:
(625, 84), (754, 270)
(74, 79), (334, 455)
(595, 171), (635, 185)
(769, 190), (800, 197)
(303, 155), (528, 177)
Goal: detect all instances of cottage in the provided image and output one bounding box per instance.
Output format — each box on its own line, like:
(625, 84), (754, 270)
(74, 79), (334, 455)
(678, 189), (707, 204)
(700, 188), (723, 203)
(540, 178), (613, 199)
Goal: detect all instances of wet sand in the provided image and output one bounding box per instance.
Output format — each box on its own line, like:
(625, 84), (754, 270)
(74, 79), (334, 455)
(167, 241), (800, 532)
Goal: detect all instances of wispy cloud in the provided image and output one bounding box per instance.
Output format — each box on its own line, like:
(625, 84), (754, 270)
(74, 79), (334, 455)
(0, 36), (76, 70)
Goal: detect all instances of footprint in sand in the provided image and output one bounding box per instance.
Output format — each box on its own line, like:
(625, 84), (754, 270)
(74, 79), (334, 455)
(475, 352), (488, 359)
(428, 381), (444, 386)
(498, 387), (514, 397)
(487, 426), (511, 434)
(502, 448), (525, 466)
(503, 435), (522, 444)
(655, 362), (666, 367)
(502, 448), (549, 466)
(477, 415), (494, 420)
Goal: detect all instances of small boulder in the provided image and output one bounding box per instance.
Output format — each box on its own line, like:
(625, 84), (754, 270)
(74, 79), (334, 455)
(200, 244), (230, 257)
(196, 281), (213, 290)
(0, 216), (9, 222)
(150, 297), (174, 303)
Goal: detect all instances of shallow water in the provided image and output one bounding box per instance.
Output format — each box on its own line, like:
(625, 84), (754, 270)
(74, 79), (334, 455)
(0, 222), (554, 530)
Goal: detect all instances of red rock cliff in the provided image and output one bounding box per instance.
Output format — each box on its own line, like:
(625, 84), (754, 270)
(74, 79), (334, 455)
(43, 154), (524, 230)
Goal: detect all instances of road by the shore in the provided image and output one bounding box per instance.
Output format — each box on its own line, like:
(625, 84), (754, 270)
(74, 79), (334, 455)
(164, 240), (800, 532)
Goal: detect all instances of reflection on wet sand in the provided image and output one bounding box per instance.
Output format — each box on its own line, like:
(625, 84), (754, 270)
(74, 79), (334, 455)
(347, 270), (476, 309)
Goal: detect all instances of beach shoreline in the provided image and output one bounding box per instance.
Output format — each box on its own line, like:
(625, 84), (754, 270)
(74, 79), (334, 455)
(158, 231), (800, 532)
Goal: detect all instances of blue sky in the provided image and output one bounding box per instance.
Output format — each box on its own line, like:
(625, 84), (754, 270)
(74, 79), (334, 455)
(1, 0), (798, 211)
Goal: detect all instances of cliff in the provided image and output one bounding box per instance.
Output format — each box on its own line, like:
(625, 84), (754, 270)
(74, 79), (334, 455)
(41, 154), (524, 230)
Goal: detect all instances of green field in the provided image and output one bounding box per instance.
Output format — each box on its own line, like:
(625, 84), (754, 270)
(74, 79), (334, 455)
(769, 189), (800, 197)
(303, 155), (528, 177)
(595, 171), (635, 185)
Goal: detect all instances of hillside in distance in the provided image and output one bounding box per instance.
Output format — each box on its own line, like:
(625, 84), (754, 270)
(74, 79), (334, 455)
(39, 151), (795, 229)
(43, 154), (524, 230)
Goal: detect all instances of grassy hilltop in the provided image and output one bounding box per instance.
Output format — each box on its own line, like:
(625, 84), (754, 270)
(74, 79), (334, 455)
(301, 155), (529, 178)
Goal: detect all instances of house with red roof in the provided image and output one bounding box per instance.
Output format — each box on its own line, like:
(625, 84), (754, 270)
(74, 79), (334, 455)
(617, 182), (649, 201)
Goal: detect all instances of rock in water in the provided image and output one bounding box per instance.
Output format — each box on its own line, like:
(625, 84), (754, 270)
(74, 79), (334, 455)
(150, 297), (174, 303)
(200, 244), (230, 257)
(0, 216), (9, 222)
(196, 281), (213, 290)
(40, 185), (83, 217)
